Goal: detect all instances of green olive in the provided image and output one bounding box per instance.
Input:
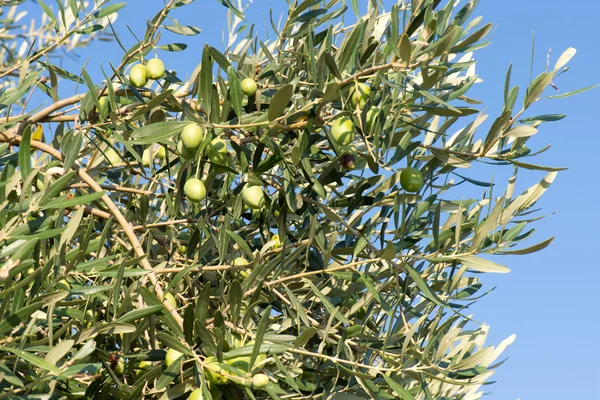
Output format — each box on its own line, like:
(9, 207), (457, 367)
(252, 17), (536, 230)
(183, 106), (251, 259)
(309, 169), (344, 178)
(105, 148), (121, 165)
(204, 356), (229, 385)
(207, 138), (228, 165)
(181, 123), (204, 149)
(135, 360), (152, 379)
(165, 348), (184, 367)
(241, 78), (257, 96)
(142, 147), (154, 167)
(400, 167), (424, 193)
(129, 64), (148, 88)
(241, 185), (265, 210)
(184, 178), (207, 203)
(178, 140), (196, 159)
(146, 58), (165, 80)
(233, 257), (249, 266)
(115, 361), (125, 375)
(331, 116), (355, 146)
(365, 107), (380, 132)
(252, 373), (269, 389)
(350, 82), (370, 109)
(188, 389), (204, 400)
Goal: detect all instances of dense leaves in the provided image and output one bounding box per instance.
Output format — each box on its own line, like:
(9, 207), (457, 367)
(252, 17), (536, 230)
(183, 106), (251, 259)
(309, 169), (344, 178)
(0, 0), (588, 398)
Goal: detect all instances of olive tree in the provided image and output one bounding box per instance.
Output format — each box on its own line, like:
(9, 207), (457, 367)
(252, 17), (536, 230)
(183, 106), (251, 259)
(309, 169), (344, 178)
(0, 0), (592, 398)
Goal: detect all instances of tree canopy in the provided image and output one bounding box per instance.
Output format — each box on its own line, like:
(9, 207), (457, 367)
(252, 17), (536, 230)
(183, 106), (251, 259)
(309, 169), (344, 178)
(0, 0), (592, 398)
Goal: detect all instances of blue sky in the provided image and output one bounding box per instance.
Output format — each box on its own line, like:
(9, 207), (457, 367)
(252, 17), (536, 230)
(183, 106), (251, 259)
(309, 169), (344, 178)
(23, 0), (599, 398)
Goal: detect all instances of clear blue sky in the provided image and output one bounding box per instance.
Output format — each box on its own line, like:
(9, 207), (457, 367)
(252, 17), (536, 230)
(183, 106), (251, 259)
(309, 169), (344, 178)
(34, 0), (599, 398)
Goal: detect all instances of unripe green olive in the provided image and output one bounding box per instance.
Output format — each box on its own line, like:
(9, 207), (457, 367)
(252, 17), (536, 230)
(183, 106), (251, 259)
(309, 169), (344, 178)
(142, 147), (154, 167)
(105, 148), (121, 165)
(184, 178), (206, 203)
(57, 279), (70, 290)
(400, 167), (424, 193)
(146, 58), (165, 80)
(271, 234), (282, 249)
(241, 78), (257, 96)
(252, 373), (269, 389)
(129, 64), (148, 88)
(164, 293), (177, 309)
(207, 138), (228, 165)
(165, 348), (184, 367)
(331, 116), (355, 146)
(350, 82), (370, 109)
(135, 360), (152, 379)
(365, 107), (380, 132)
(188, 389), (204, 400)
(204, 356), (229, 385)
(181, 123), (204, 149)
(156, 146), (166, 161)
(241, 185), (265, 210)
(177, 140), (196, 160)
(115, 361), (125, 374)
(233, 257), (249, 266)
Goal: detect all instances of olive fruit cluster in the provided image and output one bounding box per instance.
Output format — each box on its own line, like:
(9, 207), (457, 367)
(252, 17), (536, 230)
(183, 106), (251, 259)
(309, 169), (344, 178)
(159, 346), (271, 395)
(129, 58), (166, 88)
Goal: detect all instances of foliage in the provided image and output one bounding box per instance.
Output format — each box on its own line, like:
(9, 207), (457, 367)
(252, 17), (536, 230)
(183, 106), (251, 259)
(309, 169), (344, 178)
(0, 0), (591, 398)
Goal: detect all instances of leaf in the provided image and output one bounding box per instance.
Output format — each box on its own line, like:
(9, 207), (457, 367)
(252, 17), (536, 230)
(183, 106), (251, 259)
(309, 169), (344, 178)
(228, 280), (242, 324)
(130, 121), (188, 144)
(0, 347), (60, 374)
(200, 45), (213, 121)
(225, 231), (254, 259)
(0, 302), (43, 335)
(227, 66), (243, 119)
(507, 160), (567, 172)
(496, 237), (554, 255)
(222, 343), (289, 360)
(18, 125), (32, 181)
(518, 114), (566, 123)
(294, 9), (327, 23)
(0, 71), (42, 106)
(458, 255), (510, 273)
(422, 106), (479, 117)
(502, 125), (538, 139)
(554, 47), (576, 70)
(157, 43), (188, 52)
(44, 340), (74, 365)
(471, 197), (505, 251)
(209, 47), (231, 70)
(547, 84), (599, 99)
(524, 71), (553, 108)
(41, 191), (105, 210)
(430, 149), (471, 168)
(164, 24), (201, 36)
(399, 33), (412, 65)
(268, 84), (293, 121)
(323, 53), (341, 80)
(218, 0), (244, 19)
(117, 305), (164, 324)
(39, 0), (59, 30)
(61, 131), (83, 170)
(59, 207), (84, 248)
(338, 21), (362, 72)
(39, 171), (76, 204)
(93, 2), (125, 19)
(382, 374), (417, 400)
(452, 22), (493, 51)
(156, 354), (183, 390)
(250, 306), (272, 369)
